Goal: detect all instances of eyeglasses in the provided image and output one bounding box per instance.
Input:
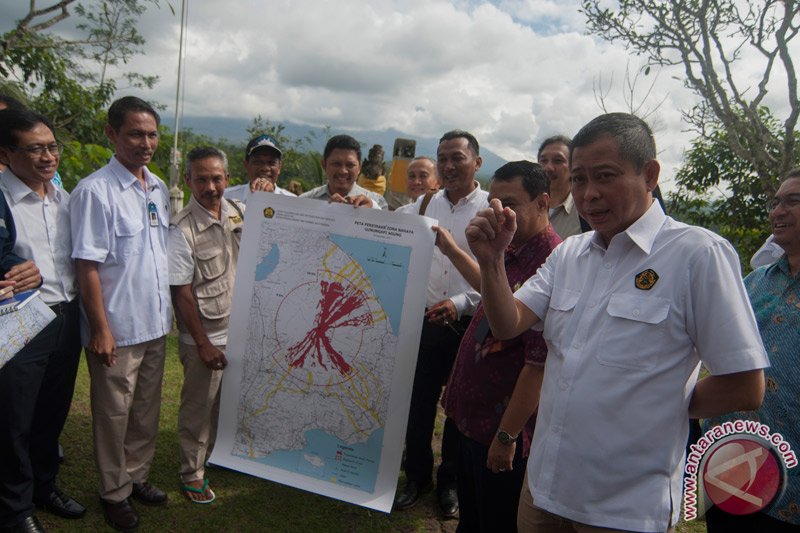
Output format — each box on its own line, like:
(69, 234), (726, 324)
(8, 142), (63, 158)
(768, 193), (800, 211)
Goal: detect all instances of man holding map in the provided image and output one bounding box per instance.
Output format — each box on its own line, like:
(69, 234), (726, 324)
(301, 135), (388, 209)
(0, 107), (83, 532)
(394, 130), (489, 518)
(169, 146), (244, 504)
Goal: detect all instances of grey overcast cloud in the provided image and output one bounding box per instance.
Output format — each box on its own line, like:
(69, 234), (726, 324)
(2, 1), (797, 190)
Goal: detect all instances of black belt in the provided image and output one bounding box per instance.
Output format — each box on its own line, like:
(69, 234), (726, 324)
(49, 299), (78, 316)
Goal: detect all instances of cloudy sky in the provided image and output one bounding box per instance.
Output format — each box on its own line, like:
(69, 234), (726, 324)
(2, 1), (796, 190)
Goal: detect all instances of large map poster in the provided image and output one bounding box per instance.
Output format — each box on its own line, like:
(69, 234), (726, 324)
(211, 194), (435, 512)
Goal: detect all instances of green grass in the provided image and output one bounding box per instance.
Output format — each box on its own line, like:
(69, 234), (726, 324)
(44, 333), (453, 532)
(42, 332), (705, 532)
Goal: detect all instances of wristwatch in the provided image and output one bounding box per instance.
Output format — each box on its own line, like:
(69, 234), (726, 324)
(496, 430), (516, 445)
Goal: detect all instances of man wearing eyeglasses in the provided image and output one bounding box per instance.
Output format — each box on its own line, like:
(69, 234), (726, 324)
(224, 134), (296, 203)
(0, 107), (82, 533)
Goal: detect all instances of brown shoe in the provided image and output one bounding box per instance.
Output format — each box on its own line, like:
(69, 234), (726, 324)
(101, 499), (139, 532)
(131, 482), (168, 507)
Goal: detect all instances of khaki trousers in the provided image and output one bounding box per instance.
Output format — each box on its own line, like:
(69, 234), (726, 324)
(177, 342), (223, 483)
(517, 471), (676, 533)
(87, 336), (166, 503)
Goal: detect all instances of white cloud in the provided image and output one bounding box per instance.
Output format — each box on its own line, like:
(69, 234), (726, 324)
(2, 0), (797, 191)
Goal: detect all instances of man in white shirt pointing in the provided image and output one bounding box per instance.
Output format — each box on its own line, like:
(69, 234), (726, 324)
(467, 112), (768, 532)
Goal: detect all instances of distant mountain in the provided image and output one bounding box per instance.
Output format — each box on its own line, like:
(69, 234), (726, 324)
(180, 116), (506, 180)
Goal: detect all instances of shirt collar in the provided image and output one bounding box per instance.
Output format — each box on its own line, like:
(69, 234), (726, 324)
(188, 195), (229, 232)
(768, 255), (795, 279)
(576, 199), (665, 256)
(442, 181), (483, 207)
(109, 155), (158, 191)
(507, 224), (559, 263)
(624, 200), (667, 254)
(0, 168), (61, 204)
(553, 193), (575, 214)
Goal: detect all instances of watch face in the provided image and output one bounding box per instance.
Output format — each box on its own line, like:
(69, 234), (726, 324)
(498, 431), (515, 445)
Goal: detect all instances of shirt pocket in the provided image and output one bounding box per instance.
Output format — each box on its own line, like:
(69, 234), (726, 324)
(195, 276), (231, 320)
(195, 246), (226, 281)
(113, 216), (144, 259)
(596, 292), (670, 371)
(543, 287), (581, 351)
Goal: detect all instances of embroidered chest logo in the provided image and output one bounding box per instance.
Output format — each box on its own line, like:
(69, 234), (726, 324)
(635, 268), (659, 290)
(229, 214), (243, 224)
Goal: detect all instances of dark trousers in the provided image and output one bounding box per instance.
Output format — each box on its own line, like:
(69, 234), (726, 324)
(0, 300), (81, 527)
(706, 505), (800, 532)
(403, 317), (469, 492)
(456, 431), (526, 533)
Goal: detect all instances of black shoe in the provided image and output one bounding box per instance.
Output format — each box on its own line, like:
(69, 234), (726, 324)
(393, 480), (432, 511)
(4, 516), (45, 533)
(438, 487), (459, 518)
(131, 482), (167, 507)
(34, 487), (86, 519)
(101, 499), (139, 533)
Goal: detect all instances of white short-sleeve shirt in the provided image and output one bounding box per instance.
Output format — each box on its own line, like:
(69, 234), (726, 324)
(69, 156), (172, 347)
(514, 201), (768, 532)
(223, 182), (296, 204)
(410, 184), (488, 316)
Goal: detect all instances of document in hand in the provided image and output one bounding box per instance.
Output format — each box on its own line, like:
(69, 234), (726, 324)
(0, 289), (42, 315)
(0, 290), (56, 368)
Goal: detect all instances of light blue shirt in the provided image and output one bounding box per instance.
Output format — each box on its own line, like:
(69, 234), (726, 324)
(704, 256), (800, 525)
(69, 156), (172, 347)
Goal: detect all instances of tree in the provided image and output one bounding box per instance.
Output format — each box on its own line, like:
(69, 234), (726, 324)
(581, 0), (800, 194)
(1, 0), (163, 143)
(668, 107), (800, 268)
(0, 1), (166, 185)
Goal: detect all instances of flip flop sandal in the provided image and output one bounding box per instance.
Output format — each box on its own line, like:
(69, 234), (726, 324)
(181, 479), (216, 504)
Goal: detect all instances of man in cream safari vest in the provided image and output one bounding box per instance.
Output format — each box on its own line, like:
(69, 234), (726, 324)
(168, 146), (244, 505)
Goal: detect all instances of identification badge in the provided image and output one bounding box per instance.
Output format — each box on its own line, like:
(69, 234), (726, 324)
(148, 201), (159, 227)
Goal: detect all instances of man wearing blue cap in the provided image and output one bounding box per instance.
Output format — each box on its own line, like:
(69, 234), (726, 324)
(224, 134), (295, 203)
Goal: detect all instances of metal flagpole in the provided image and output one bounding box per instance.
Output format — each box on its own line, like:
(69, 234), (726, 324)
(169, 0), (189, 215)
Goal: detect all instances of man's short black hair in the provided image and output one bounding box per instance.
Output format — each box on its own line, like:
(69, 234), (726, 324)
(107, 96), (160, 132)
(0, 107), (55, 147)
(0, 94), (26, 111)
(571, 113), (656, 171)
(537, 135), (571, 159)
(323, 134), (361, 161)
(492, 160), (549, 199)
(439, 129), (480, 156)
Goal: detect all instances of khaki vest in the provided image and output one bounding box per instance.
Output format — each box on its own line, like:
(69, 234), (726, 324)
(173, 197), (244, 337)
